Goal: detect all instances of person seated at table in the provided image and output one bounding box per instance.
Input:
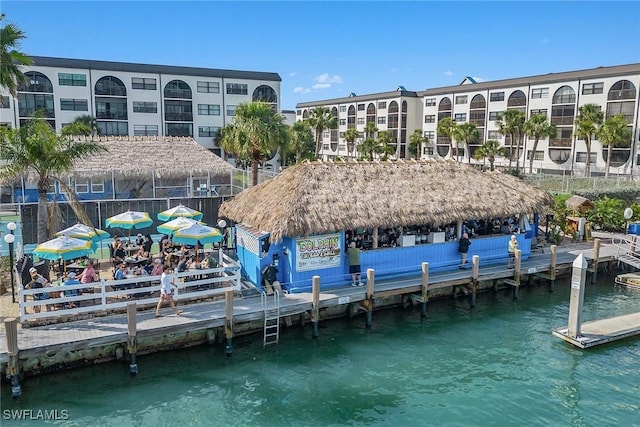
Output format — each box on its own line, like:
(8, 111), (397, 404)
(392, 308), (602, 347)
(79, 259), (98, 284)
(114, 263), (127, 280)
(500, 220), (512, 235)
(176, 255), (189, 273)
(63, 272), (80, 308)
(142, 258), (154, 275)
(139, 234), (153, 257)
(151, 258), (164, 276)
(135, 233), (145, 246)
(26, 267), (50, 313)
(113, 241), (126, 264)
(203, 251), (218, 269)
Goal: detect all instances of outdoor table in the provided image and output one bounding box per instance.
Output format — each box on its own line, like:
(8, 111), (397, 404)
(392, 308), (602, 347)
(124, 245), (141, 255)
(125, 257), (148, 266)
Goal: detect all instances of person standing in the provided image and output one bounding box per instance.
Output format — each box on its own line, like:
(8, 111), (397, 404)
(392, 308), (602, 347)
(346, 241), (362, 286)
(458, 233), (471, 269)
(155, 265), (182, 317)
(507, 234), (518, 268)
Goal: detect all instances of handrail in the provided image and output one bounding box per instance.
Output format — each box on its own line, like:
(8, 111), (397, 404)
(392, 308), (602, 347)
(611, 235), (640, 260)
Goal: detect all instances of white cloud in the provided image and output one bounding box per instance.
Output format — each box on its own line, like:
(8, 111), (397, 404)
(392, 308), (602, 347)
(293, 86), (311, 94)
(314, 73), (343, 85)
(444, 70), (453, 76)
(289, 72), (297, 77)
(312, 83), (331, 89)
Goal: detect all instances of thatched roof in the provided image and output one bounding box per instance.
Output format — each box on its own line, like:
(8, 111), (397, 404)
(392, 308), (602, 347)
(219, 160), (554, 242)
(18, 136), (233, 182)
(565, 195), (594, 211)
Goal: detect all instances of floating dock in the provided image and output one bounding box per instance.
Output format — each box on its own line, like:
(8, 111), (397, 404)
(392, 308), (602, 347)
(615, 272), (640, 289)
(552, 312), (640, 348)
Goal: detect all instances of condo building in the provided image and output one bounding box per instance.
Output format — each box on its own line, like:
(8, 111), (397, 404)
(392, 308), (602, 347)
(0, 56), (281, 155)
(296, 63), (640, 176)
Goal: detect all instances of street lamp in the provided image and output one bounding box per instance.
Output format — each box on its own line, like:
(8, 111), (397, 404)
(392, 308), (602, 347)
(4, 221), (17, 303)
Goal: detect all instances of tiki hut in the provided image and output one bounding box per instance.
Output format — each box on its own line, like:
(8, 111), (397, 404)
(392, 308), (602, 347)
(219, 160), (553, 294)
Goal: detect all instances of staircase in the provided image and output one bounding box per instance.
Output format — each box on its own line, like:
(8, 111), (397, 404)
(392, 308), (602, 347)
(611, 235), (640, 269)
(262, 290), (281, 346)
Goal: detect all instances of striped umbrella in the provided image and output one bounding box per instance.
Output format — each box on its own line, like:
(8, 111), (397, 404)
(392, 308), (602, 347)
(56, 223), (110, 243)
(33, 235), (95, 261)
(171, 222), (223, 246)
(157, 204), (203, 221)
(157, 217), (201, 235)
(105, 211), (153, 230)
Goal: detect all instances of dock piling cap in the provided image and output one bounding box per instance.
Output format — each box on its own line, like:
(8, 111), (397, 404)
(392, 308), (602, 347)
(573, 253), (587, 268)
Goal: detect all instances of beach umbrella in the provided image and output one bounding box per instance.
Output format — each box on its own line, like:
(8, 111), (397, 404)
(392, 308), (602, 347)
(171, 222), (223, 246)
(56, 223), (110, 243)
(157, 204), (203, 222)
(105, 211), (153, 230)
(33, 235), (95, 261)
(156, 217), (201, 235)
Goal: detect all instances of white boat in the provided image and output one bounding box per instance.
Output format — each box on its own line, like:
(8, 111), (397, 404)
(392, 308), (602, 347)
(614, 273), (640, 289)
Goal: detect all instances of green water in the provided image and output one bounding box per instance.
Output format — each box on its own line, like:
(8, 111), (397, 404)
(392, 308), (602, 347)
(2, 272), (640, 426)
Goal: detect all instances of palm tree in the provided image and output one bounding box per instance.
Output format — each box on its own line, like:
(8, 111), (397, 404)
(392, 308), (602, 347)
(219, 102), (287, 186)
(496, 109), (525, 172)
(358, 138), (378, 161)
(0, 14), (32, 97)
(364, 121), (378, 140)
(408, 129), (426, 160)
(452, 123), (479, 164)
(0, 115), (107, 243)
(437, 117), (456, 159)
(289, 121), (314, 164)
(598, 114), (632, 178)
(575, 103), (604, 177)
(473, 140), (505, 171)
(377, 130), (395, 160)
(305, 106), (337, 158)
(343, 128), (360, 158)
(523, 114), (556, 174)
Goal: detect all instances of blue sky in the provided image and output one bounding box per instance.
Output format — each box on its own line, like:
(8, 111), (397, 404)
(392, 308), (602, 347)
(3, 1), (640, 110)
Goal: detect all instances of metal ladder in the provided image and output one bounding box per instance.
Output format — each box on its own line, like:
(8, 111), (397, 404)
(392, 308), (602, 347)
(262, 290), (280, 346)
(611, 235), (640, 269)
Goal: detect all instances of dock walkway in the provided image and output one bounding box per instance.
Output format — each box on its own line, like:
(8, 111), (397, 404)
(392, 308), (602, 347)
(0, 240), (622, 363)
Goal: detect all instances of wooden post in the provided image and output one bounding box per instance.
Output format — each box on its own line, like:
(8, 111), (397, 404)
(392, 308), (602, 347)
(225, 289), (234, 357)
(4, 318), (21, 398)
(550, 245), (557, 292)
(421, 262), (429, 319)
(311, 276), (320, 339)
(372, 227), (379, 249)
(591, 238), (601, 284)
(365, 268), (375, 329)
(471, 255), (479, 307)
(513, 249), (521, 300)
(568, 254), (587, 338)
(126, 302), (138, 376)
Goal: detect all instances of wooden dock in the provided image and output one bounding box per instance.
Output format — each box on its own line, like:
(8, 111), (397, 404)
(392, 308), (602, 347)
(0, 240), (626, 372)
(552, 312), (640, 348)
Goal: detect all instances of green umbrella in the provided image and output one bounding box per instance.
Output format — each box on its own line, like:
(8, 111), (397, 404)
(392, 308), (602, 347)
(157, 204), (203, 222)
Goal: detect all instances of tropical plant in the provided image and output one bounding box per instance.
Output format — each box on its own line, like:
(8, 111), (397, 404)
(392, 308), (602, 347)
(598, 114), (632, 178)
(452, 123), (479, 164)
(358, 137), (379, 161)
(437, 117), (455, 159)
(473, 140), (505, 171)
(288, 120), (314, 164)
(0, 115), (108, 242)
(364, 121), (378, 140)
(62, 115), (99, 137)
(219, 102), (287, 186)
(408, 129), (426, 160)
(343, 128), (360, 157)
(377, 130), (396, 160)
(0, 14), (32, 97)
(496, 109), (525, 172)
(305, 106), (337, 158)
(575, 103), (604, 177)
(586, 196), (625, 232)
(523, 113), (556, 174)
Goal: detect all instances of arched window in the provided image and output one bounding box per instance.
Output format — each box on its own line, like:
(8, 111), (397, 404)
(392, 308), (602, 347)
(366, 103), (376, 123)
(330, 107), (338, 142)
(603, 80), (635, 167)
(607, 80), (636, 101)
(548, 86), (576, 164)
(468, 94), (487, 158)
(302, 110), (308, 119)
(18, 71), (53, 93)
(95, 76), (126, 97)
(388, 101), (399, 129)
(164, 80), (193, 137)
(401, 100), (408, 113)
(470, 94), (486, 109)
(552, 86), (575, 104)
(347, 105), (356, 129)
(164, 80), (192, 99)
(388, 101), (399, 113)
(252, 85), (277, 104)
(507, 90), (526, 107)
(17, 71), (55, 128)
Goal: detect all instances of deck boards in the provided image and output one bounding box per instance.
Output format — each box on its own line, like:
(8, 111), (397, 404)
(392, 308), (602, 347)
(552, 312), (640, 348)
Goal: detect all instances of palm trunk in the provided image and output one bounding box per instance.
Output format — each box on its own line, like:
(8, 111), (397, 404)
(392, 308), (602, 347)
(529, 138), (539, 174)
(251, 154), (260, 186)
(466, 142), (471, 164)
(514, 133), (521, 174)
(584, 138), (591, 177)
(508, 133), (514, 169)
(605, 144), (613, 178)
(37, 181), (49, 243)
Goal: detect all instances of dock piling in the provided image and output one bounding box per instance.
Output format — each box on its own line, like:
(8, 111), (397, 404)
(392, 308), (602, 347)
(126, 302), (138, 376)
(550, 245), (557, 291)
(471, 256), (479, 307)
(421, 262), (429, 318)
(591, 238), (601, 284)
(312, 276), (320, 339)
(513, 249), (521, 300)
(365, 269), (375, 329)
(568, 254), (587, 338)
(225, 289), (234, 357)
(4, 318), (21, 398)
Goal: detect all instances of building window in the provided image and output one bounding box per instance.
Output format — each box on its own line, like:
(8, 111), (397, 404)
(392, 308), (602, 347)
(131, 77), (157, 90)
(530, 109), (548, 117)
(469, 110), (485, 126)
(226, 105), (236, 116)
(95, 76), (127, 96)
(164, 100), (193, 121)
(487, 131), (501, 140)
(339, 119), (346, 126)
(423, 131), (435, 140)
(198, 126), (220, 138)
(97, 121), (128, 136)
(424, 115), (436, 123)
(0, 96), (9, 108)
(357, 117), (365, 125)
(507, 90), (527, 107)
(252, 85), (277, 103)
(296, 109), (301, 115)
(488, 111), (502, 121)
(455, 95), (468, 104)
(357, 103), (365, 111)
(454, 113), (466, 122)
(18, 93), (55, 118)
(606, 101), (635, 123)
(132, 101), (157, 113)
(378, 101), (387, 109)
(551, 105), (575, 126)
(423, 146), (434, 155)
(133, 124), (158, 136)
(531, 88), (549, 99)
(339, 105), (346, 113)
(608, 80), (636, 101)
(575, 152), (597, 163)
(165, 123), (193, 137)
(377, 117), (386, 125)
(96, 100), (128, 120)
(490, 92), (504, 102)
(226, 83), (248, 95)
(91, 181), (104, 193)
(552, 86), (576, 104)
(75, 180), (89, 193)
(197, 81), (220, 93)
(582, 82), (603, 95)
(198, 104), (221, 115)
(60, 98), (88, 111)
(164, 80), (192, 99)
(425, 98), (436, 106)
(527, 150), (544, 161)
(58, 73), (86, 87)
